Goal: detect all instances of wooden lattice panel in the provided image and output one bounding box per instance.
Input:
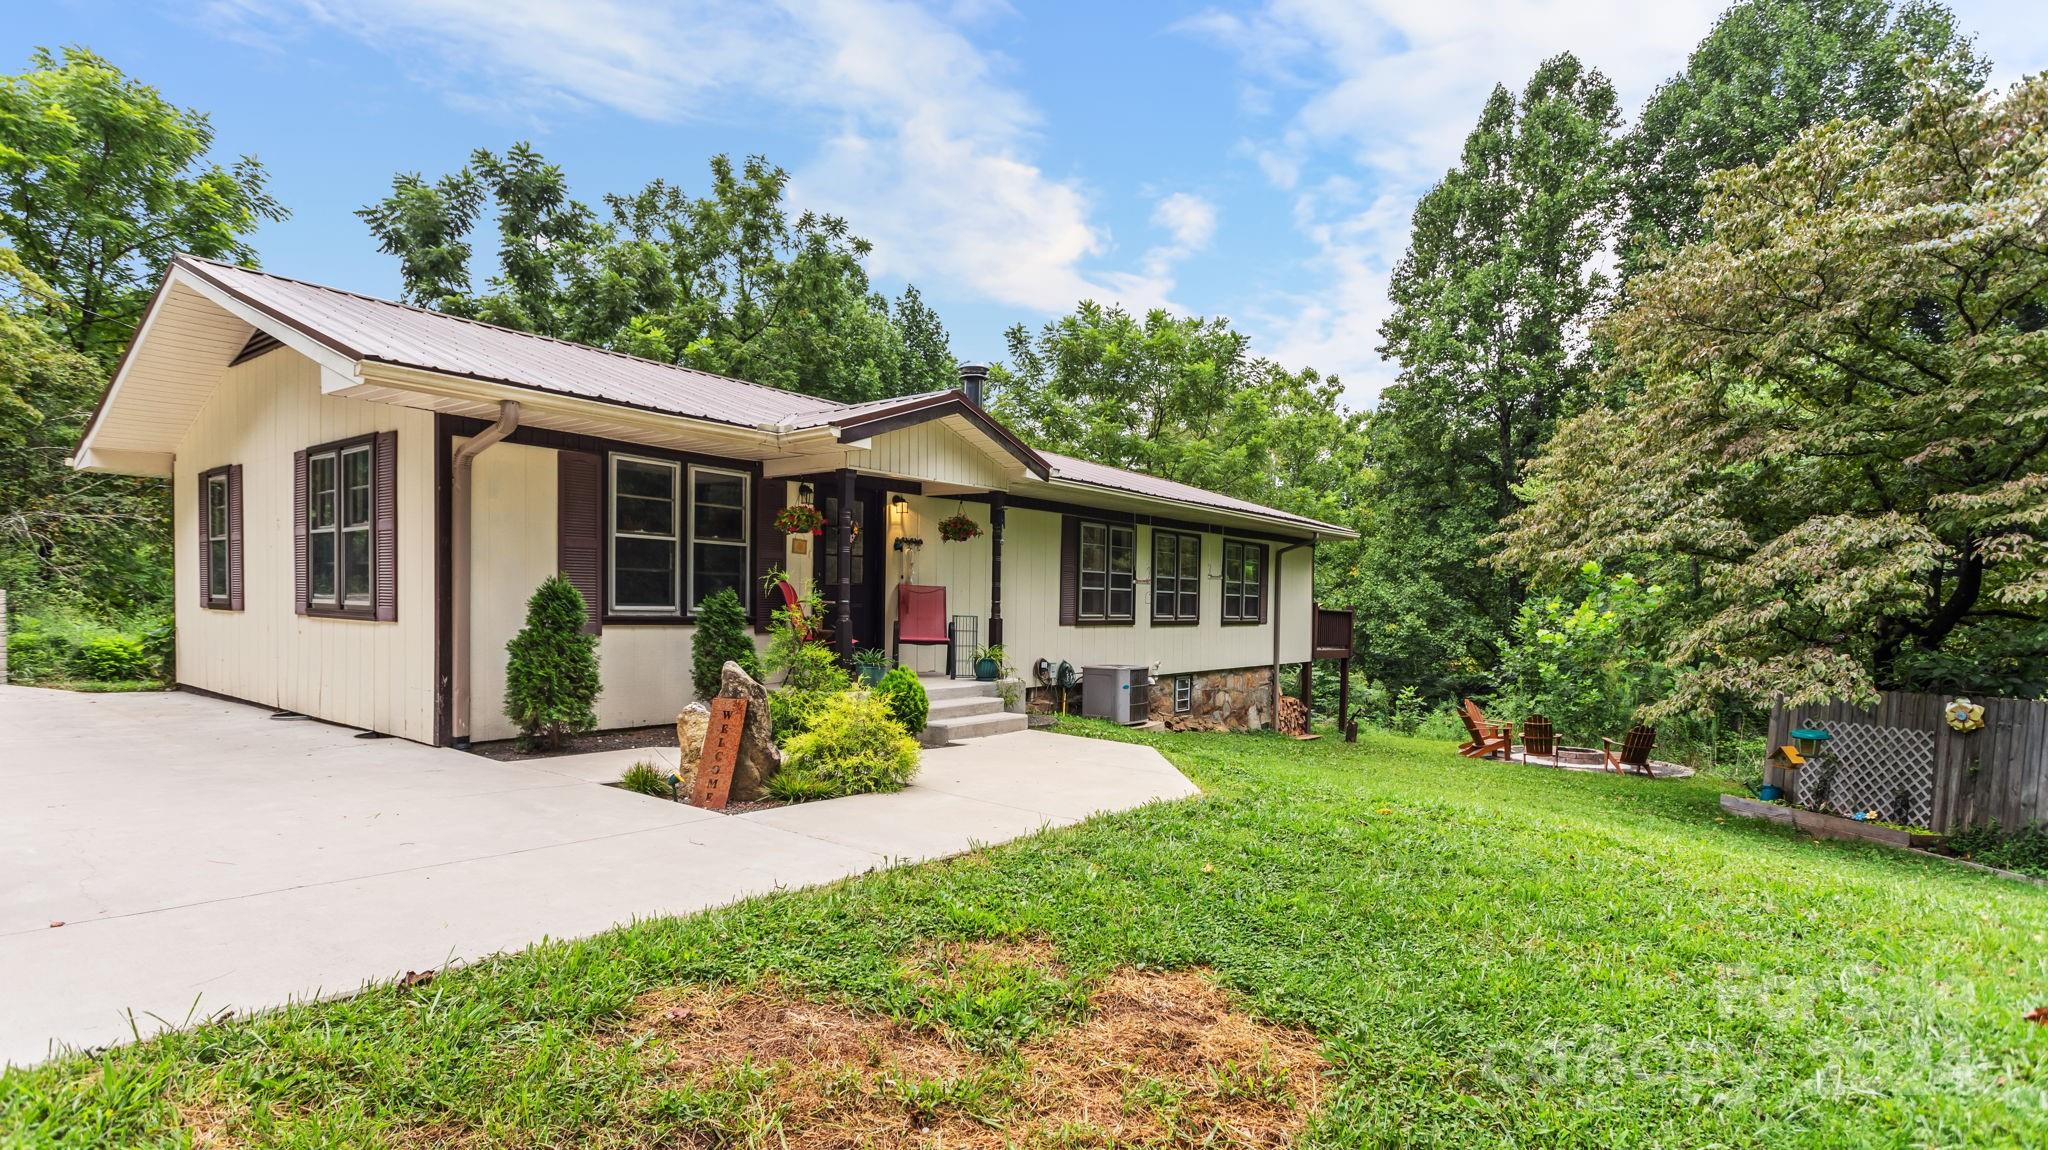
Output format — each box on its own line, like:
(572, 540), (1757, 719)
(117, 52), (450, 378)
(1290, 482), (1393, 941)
(1795, 721), (1935, 827)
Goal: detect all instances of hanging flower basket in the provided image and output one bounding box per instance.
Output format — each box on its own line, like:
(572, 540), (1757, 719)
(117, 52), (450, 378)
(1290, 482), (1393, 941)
(938, 513), (982, 542)
(774, 504), (826, 535)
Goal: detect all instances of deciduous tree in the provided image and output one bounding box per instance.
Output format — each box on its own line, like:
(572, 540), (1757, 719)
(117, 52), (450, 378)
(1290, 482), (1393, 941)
(1501, 71), (2048, 709)
(360, 150), (953, 403)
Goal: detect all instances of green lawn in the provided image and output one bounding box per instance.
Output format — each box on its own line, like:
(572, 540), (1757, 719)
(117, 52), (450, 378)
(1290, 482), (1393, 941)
(7, 722), (2048, 1147)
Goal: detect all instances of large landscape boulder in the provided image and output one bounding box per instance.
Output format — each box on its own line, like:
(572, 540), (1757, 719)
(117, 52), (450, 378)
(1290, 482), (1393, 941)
(673, 702), (710, 795)
(716, 660), (782, 802)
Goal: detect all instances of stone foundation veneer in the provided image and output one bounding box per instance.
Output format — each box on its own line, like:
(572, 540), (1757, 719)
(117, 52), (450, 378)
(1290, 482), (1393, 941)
(1027, 665), (1278, 730)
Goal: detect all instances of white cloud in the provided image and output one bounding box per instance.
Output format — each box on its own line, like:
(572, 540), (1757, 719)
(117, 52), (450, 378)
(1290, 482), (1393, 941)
(1185, 0), (1724, 404)
(1152, 192), (1218, 252)
(219, 0), (1187, 315)
(1189, 0), (2048, 406)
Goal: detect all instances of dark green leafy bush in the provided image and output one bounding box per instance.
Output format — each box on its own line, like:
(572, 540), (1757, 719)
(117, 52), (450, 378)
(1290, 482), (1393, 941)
(691, 587), (761, 699)
(503, 575), (601, 749)
(1946, 822), (2048, 878)
(771, 689), (919, 801)
(875, 665), (929, 734)
(5, 607), (165, 685)
(74, 634), (151, 681)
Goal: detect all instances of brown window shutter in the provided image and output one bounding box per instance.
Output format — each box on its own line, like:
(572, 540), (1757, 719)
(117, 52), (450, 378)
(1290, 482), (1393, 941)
(227, 464), (245, 611)
(1059, 515), (1079, 626)
(556, 450), (604, 633)
(293, 449), (309, 616)
(197, 472), (213, 609)
(373, 430), (399, 621)
(1257, 543), (1270, 625)
(753, 475), (786, 631)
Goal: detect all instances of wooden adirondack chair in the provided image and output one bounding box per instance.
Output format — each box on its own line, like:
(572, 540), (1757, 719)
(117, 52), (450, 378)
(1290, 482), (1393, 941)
(1521, 714), (1558, 767)
(1602, 726), (1657, 776)
(1459, 699), (1513, 760)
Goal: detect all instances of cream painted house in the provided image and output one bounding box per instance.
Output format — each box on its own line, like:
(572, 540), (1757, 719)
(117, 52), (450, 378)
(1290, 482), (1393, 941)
(74, 256), (1358, 746)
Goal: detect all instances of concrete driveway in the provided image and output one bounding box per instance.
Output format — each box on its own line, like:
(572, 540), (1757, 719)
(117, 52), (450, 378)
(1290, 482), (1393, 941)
(0, 685), (1195, 1067)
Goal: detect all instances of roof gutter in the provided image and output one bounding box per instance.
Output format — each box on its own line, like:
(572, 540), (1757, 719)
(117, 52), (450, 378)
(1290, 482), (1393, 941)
(450, 400), (521, 747)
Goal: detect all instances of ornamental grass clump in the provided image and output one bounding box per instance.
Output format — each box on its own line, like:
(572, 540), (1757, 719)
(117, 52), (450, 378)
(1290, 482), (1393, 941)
(503, 574), (601, 750)
(617, 761), (673, 798)
(771, 689), (920, 801)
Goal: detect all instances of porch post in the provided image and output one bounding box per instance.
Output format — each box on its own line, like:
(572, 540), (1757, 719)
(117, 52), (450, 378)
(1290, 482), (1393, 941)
(1337, 657), (1352, 735)
(835, 467), (855, 660)
(988, 491), (1005, 647)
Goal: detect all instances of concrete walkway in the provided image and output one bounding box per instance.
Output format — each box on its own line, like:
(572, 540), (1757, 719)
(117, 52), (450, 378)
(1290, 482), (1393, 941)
(0, 685), (1195, 1067)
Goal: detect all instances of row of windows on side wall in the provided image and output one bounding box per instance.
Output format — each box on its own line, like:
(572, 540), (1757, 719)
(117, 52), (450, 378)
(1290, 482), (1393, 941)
(1076, 520), (1267, 625)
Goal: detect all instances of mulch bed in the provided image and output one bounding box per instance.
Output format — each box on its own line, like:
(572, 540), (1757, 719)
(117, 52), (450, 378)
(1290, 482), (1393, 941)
(464, 725), (675, 762)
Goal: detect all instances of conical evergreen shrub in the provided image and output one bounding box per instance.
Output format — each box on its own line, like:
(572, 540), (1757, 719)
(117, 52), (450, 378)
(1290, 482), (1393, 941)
(691, 586), (761, 698)
(503, 574), (601, 749)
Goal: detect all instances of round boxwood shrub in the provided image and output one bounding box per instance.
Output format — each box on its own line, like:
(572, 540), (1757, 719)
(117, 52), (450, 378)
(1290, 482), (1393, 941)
(874, 665), (929, 734)
(771, 689), (920, 801)
(504, 574), (602, 749)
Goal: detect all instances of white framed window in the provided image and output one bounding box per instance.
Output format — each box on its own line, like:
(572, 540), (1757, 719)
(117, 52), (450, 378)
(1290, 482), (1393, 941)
(610, 454), (680, 614)
(1078, 521), (1135, 622)
(1151, 530), (1200, 623)
(305, 439), (374, 613)
(688, 464), (750, 609)
(1223, 539), (1266, 623)
(1174, 674), (1193, 714)
(205, 472), (230, 606)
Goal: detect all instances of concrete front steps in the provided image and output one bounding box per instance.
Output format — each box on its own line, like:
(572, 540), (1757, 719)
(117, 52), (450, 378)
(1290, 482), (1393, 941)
(918, 677), (1027, 746)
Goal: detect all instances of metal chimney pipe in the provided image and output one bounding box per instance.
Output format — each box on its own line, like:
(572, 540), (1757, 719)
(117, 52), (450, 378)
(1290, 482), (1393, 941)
(958, 363), (988, 408)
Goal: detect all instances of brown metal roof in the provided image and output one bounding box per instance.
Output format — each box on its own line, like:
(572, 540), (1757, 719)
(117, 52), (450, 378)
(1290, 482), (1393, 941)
(164, 256), (1349, 535)
(176, 256), (848, 429)
(1040, 451), (1351, 535)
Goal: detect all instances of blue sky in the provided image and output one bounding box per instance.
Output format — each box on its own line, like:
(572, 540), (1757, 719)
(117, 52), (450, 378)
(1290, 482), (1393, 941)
(13, 1), (2047, 407)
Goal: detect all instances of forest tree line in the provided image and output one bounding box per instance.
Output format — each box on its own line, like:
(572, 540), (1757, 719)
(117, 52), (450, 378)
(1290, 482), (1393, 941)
(4, 0), (2044, 735)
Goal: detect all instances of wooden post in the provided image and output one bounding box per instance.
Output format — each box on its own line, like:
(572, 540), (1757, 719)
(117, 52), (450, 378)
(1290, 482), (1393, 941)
(835, 467), (854, 660)
(1299, 661), (1312, 719)
(1336, 656), (1350, 734)
(988, 491), (1005, 647)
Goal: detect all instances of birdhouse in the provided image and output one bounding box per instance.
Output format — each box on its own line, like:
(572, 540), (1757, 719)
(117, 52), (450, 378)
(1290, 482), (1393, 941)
(1769, 745), (1805, 772)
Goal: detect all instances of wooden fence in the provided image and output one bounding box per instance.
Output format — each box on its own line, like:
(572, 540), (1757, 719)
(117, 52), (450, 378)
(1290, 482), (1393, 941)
(1767, 690), (2048, 832)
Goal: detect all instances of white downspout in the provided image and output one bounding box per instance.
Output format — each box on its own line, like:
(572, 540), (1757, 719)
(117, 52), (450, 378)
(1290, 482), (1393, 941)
(1272, 540), (1309, 731)
(450, 401), (521, 747)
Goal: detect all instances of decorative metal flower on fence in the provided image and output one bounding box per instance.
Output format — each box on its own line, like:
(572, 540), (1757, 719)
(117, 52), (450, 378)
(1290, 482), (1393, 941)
(774, 504), (827, 535)
(1945, 698), (1986, 733)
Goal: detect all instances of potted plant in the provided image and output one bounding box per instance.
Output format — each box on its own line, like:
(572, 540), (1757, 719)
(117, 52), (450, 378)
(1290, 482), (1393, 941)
(972, 643), (1005, 682)
(938, 513), (982, 542)
(774, 503), (826, 535)
(850, 647), (892, 686)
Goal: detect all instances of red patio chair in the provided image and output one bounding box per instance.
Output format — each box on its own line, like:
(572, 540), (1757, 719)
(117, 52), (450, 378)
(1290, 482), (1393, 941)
(775, 580), (832, 645)
(893, 584), (955, 678)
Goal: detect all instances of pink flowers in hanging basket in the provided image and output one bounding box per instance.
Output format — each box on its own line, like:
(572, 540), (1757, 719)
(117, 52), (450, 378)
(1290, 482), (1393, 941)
(774, 503), (827, 535)
(938, 513), (983, 542)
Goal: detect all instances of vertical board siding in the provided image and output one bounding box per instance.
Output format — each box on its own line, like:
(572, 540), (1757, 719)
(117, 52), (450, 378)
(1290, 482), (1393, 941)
(467, 441), (768, 741)
(1768, 689), (2048, 832)
(853, 420), (1010, 490)
(881, 497), (1313, 679)
(173, 349), (437, 742)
